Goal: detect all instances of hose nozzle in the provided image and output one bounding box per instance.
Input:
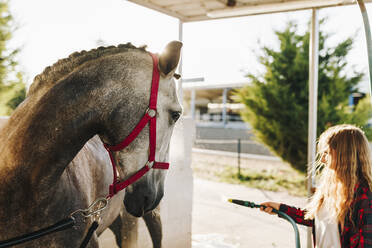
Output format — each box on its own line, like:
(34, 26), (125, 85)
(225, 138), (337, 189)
(227, 199), (260, 208)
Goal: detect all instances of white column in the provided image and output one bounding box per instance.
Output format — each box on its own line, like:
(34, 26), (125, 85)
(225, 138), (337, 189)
(178, 20), (184, 101)
(307, 8), (319, 248)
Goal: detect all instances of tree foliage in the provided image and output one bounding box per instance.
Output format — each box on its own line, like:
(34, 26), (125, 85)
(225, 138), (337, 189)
(235, 21), (371, 172)
(0, 0), (26, 116)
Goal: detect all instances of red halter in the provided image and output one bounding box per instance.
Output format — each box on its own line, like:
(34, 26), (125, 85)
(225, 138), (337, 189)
(103, 53), (169, 199)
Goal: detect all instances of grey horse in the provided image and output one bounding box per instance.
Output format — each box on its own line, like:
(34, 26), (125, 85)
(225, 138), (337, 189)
(0, 120), (163, 248)
(0, 41), (182, 247)
(69, 135), (163, 248)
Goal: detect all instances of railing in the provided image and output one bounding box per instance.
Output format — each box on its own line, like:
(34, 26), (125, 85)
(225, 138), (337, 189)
(194, 138), (273, 177)
(194, 139), (256, 145)
(196, 113), (243, 122)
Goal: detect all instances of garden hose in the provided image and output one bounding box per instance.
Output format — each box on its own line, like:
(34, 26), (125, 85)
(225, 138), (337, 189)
(228, 199), (300, 248)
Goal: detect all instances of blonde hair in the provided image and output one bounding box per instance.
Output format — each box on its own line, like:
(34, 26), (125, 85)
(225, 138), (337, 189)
(305, 124), (372, 228)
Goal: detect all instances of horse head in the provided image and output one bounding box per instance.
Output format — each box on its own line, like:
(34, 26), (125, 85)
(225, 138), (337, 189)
(99, 41), (182, 217)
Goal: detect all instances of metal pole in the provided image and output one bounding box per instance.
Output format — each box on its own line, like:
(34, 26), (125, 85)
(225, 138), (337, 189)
(307, 8), (319, 248)
(357, 0), (372, 103)
(191, 89), (196, 119)
(178, 19), (184, 101)
(222, 88), (228, 127)
(237, 138), (241, 177)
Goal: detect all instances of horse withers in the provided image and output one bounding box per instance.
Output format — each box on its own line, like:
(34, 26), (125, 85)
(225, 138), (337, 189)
(0, 41), (182, 247)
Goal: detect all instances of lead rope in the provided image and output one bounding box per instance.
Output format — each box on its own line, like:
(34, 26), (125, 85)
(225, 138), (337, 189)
(0, 198), (108, 248)
(0, 218), (75, 248)
(77, 198), (108, 248)
(79, 221), (99, 248)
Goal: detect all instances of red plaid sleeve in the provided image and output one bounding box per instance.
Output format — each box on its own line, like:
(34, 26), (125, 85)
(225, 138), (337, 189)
(279, 204), (313, 227)
(353, 188), (372, 248)
(359, 207), (372, 247)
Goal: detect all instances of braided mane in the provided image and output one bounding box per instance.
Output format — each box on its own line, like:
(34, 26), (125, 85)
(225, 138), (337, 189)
(28, 43), (147, 96)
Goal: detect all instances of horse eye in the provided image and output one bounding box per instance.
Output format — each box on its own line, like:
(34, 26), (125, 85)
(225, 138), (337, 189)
(170, 111), (182, 122)
(173, 73), (181, 80)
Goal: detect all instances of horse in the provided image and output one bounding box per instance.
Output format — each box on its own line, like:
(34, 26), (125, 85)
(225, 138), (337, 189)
(0, 117), (163, 248)
(0, 41), (182, 247)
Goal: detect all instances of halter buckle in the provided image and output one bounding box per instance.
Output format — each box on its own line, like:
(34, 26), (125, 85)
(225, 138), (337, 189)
(146, 108), (156, 118)
(146, 161), (155, 168)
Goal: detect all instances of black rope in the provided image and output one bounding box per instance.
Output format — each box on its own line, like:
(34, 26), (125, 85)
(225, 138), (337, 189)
(0, 217), (75, 248)
(79, 221), (99, 248)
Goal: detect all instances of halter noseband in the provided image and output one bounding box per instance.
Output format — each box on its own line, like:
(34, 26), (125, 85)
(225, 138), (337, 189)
(103, 53), (169, 199)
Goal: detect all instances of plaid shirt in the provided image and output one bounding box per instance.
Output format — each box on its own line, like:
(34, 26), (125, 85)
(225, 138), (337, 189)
(279, 183), (372, 247)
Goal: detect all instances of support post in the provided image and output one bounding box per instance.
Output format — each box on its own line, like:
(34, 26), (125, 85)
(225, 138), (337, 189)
(307, 8), (319, 248)
(237, 138), (241, 178)
(178, 19), (184, 101)
(222, 88), (228, 127)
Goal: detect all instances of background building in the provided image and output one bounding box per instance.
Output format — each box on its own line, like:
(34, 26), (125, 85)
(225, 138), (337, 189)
(183, 79), (249, 129)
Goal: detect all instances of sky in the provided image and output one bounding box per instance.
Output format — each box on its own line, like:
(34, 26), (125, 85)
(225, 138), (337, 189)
(7, 0), (372, 92)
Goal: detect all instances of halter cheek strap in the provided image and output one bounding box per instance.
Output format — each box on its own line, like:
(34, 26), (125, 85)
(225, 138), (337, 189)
(103, 53), (169, 199)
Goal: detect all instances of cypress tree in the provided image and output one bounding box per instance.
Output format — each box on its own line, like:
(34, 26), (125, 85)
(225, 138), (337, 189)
(235, 21), (371, 172)
(0, 0), (25, 116)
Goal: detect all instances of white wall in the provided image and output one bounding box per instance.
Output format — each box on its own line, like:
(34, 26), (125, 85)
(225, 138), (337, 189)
(135, 117), (195, 247)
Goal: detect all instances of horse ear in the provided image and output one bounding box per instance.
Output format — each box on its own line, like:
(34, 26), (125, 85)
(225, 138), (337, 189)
(159, 41), (182, 76)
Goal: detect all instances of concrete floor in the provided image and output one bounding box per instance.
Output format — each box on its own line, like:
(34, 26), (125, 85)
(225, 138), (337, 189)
(99, 178), (310, 248)
(191, 178), (308, 248)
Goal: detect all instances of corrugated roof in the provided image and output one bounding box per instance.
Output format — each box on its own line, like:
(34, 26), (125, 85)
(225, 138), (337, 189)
(127, 0), (372, 22)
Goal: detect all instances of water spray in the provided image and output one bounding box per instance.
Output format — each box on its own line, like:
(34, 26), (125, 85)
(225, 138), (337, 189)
(227, 199), (301, 248)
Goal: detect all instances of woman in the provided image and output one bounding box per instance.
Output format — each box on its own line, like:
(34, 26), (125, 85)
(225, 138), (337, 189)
(261, 124), (372, 247)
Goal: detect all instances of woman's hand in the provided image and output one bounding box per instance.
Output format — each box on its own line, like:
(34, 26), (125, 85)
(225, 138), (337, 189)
(260, 202), (281, 215)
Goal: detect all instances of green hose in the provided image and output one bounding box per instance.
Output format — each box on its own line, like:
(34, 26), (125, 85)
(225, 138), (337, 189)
(228, 199), (301, 248)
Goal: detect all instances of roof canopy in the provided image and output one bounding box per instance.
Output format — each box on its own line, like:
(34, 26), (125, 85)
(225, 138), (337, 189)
(128, 0), (372, 22)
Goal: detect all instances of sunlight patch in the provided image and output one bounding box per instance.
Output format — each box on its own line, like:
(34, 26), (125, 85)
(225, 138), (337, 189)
(192, 234), (239, 248)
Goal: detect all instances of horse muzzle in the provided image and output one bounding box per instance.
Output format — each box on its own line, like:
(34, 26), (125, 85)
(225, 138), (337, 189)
(123, 187), (163, 217)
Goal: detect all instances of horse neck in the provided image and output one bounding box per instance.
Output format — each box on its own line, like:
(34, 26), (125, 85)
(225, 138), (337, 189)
(0, 74), (106, 201)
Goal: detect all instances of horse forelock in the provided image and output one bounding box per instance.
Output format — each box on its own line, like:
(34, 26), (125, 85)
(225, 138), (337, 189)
(28, 43), (148, 96)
